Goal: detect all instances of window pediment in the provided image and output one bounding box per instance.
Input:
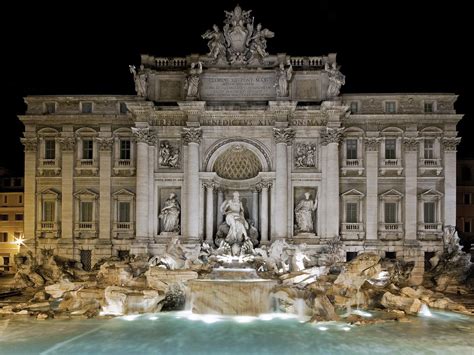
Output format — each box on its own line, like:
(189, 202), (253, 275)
(112, 189), (135, 198)
(341, 189), (365, 199)
(419, 189), (443, 200)
(380, 189), (403, 200)
(39, 188), (61, 198)
(74, 189), (99, 199)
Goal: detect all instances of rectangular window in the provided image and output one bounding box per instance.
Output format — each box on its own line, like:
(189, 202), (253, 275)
(346, 203), (358, 223)
(385, 251), (396, 260)
(0, 233), (7, 242)
(118, 202), (131, 222)
(384, 203), (397, 223)
(80, 201), (93, 222)
(82, 139), (94, 159)
(424, 139), (434, 159)
(45, 102), (56, 114)
(3, 195), (7, 204)
(464, 193), (471, 205)
(424, 102), (434, 113)
(385, 139), (396, 159)
(43, 201), (55, 222)
(464, 221), (471, 233)
(119, 102), (128, 114)
(385, 101), (396, 113)
(81, 102), (93, 113)
(44, 139), (56, 160)
(15, 214), (23, 221)
(80, 250), (92, 271)
(118, 250), (130, 260)
(120, 140), (131, 160)
(350, 101), (359, 113)
(346, 139), (358, 159)
(346, 251), (358, 262)
(0, 214), (8, 221)
(424, 202), (436, 223)
(18, 195), (22, 204)
(424, 251), (435, 271)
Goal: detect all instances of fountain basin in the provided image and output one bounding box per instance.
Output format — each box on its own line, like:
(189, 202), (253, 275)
(188, 278), (278, 315)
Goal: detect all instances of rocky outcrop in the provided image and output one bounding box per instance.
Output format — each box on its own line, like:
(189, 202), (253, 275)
(102, 286), (165, 315)
(381, 292), (422, 315)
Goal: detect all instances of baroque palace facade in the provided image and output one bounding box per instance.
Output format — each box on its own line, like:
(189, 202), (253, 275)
(19, 6), (462, 279)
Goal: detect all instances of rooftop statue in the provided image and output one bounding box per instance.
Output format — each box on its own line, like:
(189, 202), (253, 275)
(325, 62), (346, 97)
(202, 5), (274, 66)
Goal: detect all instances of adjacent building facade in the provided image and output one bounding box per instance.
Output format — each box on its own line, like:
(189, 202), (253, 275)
(457, 159), (474, 255)
(19, 6), (462, 280)
(0, 172), (24, 273)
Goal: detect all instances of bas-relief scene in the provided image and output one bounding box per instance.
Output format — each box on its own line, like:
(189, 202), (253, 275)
(6, 5), (472, 354)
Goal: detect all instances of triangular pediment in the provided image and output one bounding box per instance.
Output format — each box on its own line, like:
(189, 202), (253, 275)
(341, 189), (365, 197)
(419, 189), (443, 199)
(39, 188), (60, 197)
(112, 188), (135, 197)
(380, 189), (403, 198)
(74, 188), (98, 198)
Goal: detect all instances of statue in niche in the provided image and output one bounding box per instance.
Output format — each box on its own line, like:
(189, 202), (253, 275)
(159, 193), (180, 233)
(275, 62), (293, 97)
(159, 141), (180, 168)
(129, 64), (148, 97)
(215, 191), (257, 256)
(325, 62), (345, 97)
(295, 144), (317, 168)
(295, 192), (318, 234)
(202, 25), (227, 63)
(184, 61), (203, 99)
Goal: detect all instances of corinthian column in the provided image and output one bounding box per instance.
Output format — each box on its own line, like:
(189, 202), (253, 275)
(132, 127), (149, 240)
(273, 128), (294, 239)
(20, 137), (37, 254)
(97, 137), (114, 241)
(365, 137), (380, 240)
(403, 137), (419, 240)
(147, 131), (157, 238)
(442, 137), (461, 226)
(257, 181), (271, 243)
(182, 127), (202, 239)
(321, 128), (343, 238)
(58, 135), (75, 242)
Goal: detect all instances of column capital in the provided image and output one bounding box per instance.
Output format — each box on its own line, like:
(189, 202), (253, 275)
(255, 180), (273, 191)
(403, 137), (421, 151)
(97, 137), (114, 151)
(20, 137), (38, 152)
(147, 130), (158, 146)
(364, 137), (381, 151)
(320, 128), (343, 146)
(273, 127), (295, 144)
(441, 136), (461, 151)
(58, 137), (76, 151)
(182, 127), (202, 144)
(131, 127), (149, 143)
(202, 180), (218, 190)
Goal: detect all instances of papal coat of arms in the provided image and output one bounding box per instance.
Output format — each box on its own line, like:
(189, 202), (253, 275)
(202, 5), (274, 65)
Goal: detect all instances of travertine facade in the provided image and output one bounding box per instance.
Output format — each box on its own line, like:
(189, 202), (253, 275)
(19, 6), (463, 280)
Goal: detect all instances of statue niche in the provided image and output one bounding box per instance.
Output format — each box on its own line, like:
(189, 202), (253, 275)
(213, 145), (262, 180)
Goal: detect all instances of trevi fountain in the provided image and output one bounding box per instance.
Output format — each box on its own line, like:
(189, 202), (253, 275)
(2, 5), (473, 355)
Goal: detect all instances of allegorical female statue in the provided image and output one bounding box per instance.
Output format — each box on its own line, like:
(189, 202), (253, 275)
(295, 192), (318, 234)
(159, 193), (180, 233)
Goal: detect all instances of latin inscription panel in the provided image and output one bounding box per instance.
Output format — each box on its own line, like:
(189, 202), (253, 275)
(200, 72), (276, 100)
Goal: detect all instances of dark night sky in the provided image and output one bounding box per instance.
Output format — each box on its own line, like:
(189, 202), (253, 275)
(3, 0), (472, 174)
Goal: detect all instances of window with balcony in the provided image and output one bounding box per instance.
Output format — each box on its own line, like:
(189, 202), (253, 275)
(74, 189), (98, 238)
(346, 139), (358, 159)
(44, 139), (56, 160)
(120, 140), (131, 160)
(341, 189), (365, 240)
(76, 129), (99, 175)
(424, 139), (434, 159)
(38, 188), (60, 238)
(379, 189), (403, 239)
(418, 189), (443, 237)
(113, 189), (135, 238)
(113, 130), (135, 176)
(82, 139), (94, 160)
(342, 134), (364, 176)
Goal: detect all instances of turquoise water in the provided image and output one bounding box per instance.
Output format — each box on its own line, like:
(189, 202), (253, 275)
(1, 311), (473, 354)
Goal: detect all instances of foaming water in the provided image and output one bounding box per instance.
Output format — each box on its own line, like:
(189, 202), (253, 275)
(0, 310), (473, 354)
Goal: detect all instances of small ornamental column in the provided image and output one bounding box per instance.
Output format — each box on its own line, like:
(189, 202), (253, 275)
(97, 137), (114, 241)
(273, 128), (294, 239)
(203, 181), (216, 244)
(364, 137), (381, 240)
(216, 188), (224, 226)
(252, 188), (259, 228)
(182, 127), (202, 239)
(20, 137), (38, 254)
(403, 137), (420, 240)
(257, 181), (271, 243)
(132, 127), (149, 240)
(321, 128), (343, 238)
(147, 131), (157, 238)
(442, 137), (461, 226)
